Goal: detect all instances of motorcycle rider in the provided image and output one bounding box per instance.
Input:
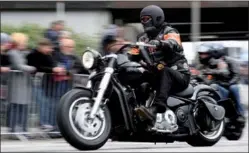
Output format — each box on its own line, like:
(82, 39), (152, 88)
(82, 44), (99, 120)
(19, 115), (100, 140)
(195, 43), (246, 126)
(133, 5), (191, 129)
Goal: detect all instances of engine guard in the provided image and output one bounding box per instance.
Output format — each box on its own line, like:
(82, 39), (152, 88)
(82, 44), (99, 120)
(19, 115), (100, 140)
(201, 101), (225, 121)
(218, 98), (240, 118)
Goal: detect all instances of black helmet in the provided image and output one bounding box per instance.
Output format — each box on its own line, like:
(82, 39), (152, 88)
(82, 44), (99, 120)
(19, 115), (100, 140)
(140, 5), (165, 37)
(212, 43), (226, 59)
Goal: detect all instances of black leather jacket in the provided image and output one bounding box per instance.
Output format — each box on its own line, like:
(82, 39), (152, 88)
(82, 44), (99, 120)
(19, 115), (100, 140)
(198, 56), (240, 87)
(134, 23), (190, 75)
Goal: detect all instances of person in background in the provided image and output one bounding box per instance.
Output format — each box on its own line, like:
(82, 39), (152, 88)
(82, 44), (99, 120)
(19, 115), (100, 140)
(195, 43), (245, 125)
(50, 38), (88, 134)
(59, 31), (72, 40)
(27, 38), (66, 131)
(1, 33), (12, 129)
(0, 33), (12, 73)
(7, 33), (36, 138)
(53, 30), (72, 53)
(44, 20), (65, 51)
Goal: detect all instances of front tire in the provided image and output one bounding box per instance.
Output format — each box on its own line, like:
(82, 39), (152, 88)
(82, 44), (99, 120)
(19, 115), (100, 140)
(57, 89), (111, 150)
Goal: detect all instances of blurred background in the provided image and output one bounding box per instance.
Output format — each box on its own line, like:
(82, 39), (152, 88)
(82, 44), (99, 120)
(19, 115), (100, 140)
(0, 1), (248, 142)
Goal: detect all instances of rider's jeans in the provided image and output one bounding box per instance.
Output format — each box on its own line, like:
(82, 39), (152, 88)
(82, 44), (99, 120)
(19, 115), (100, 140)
(211, 84), (244, 116)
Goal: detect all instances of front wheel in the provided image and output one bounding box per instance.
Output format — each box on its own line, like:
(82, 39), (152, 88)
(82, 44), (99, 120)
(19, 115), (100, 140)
(57, 89), (111, 150)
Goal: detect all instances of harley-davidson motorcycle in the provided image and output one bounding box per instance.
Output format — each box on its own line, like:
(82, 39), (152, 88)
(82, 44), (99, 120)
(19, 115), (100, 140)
(57, 42), (234, 151)
(191, 72), (246, 141)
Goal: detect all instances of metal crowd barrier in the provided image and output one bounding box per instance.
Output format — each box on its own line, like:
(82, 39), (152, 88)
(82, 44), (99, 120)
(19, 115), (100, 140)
(0, 70), (89, 140)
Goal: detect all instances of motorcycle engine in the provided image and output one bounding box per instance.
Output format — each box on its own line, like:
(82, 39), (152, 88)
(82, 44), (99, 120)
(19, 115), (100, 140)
(175, 105), (189, 125)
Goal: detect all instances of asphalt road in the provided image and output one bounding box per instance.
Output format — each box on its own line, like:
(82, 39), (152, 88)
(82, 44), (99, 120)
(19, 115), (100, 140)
(1, 85), (248, 152)
(1, 121), (248, 152)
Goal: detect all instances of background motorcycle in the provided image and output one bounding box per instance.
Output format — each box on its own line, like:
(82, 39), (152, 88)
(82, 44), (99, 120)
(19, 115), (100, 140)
(190, 71), (246, 141)
(56, 42), (228, 151)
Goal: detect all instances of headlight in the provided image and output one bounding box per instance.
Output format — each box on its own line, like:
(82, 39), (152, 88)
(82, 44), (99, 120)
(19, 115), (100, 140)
(81, 48), (101, 70)
(82, 51), (95, 69)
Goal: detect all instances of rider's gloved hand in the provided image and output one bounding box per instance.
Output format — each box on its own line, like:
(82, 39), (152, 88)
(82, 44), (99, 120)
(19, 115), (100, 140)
(148, 40), (162, 49)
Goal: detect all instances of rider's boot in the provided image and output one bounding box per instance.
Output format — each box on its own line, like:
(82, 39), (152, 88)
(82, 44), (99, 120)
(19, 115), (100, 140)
(135, 105), (157, 126)
(135, 105), (178, 133)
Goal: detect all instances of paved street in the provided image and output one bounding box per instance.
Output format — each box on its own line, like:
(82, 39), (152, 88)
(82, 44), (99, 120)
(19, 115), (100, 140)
(1, 121), (248, 152)
(1, 85), (248, 152)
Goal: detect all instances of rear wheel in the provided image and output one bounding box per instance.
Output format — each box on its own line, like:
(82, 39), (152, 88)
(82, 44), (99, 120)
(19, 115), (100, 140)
(187, 96), (225, 147)
(57, 89), (111, 150)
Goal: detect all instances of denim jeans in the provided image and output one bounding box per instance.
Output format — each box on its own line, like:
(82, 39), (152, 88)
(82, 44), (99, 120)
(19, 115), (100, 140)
(35, 87), (51, 126)
(211, 84), (244, 116)
(48, 81), (71, 129)
(7, 103), (28, 132)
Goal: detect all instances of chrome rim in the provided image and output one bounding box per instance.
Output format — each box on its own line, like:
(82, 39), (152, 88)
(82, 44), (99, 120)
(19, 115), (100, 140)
(199, 120), (224, 140)
(68, 97), (106, 140)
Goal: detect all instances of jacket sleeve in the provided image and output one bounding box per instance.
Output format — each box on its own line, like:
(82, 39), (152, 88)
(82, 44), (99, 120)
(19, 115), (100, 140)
(8, 50), (36, 72)
(38, 58), (56, 73)
(27, 53), (55, 73)
(159, 28), (183, 53)
(228, 58), (240, 85)
(206, 60), (230, 78)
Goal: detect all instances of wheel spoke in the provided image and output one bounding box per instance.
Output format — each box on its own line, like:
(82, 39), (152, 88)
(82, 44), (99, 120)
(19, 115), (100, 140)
(68, 98), (106, 140)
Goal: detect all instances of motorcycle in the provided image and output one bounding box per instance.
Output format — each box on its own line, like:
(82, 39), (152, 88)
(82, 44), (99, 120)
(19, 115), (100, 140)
(190, 72), (246, 141)
(56, 42), (228, 150)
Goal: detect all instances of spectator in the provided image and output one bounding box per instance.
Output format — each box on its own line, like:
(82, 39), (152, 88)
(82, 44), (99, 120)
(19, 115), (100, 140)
(1, 33), (11, 128)
(53, 30), (72, 53)
(7, 33), (36, 137)
(50, 38), (88, 133)
(59, 30), (72, 40)
(27, 38), (65, 131)
(44, 20), (65, 50)
(0, 33), (11, 73)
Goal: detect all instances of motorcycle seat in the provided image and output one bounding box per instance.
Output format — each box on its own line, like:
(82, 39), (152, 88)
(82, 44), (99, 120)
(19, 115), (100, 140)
(173, 84), (194, 98)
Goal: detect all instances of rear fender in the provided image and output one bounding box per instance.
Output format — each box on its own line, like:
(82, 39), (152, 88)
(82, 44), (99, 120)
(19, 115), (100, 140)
(190, 84), (220, 101)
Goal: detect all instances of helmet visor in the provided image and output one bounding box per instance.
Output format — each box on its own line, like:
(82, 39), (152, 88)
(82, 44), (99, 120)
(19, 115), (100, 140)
(141, 16), (152, 23)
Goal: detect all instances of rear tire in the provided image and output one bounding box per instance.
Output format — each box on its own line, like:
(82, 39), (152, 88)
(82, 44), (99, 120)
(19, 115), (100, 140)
(187, 95), (225, 147)
(187, 120), (225, 147)
(57, 89), (111, 150)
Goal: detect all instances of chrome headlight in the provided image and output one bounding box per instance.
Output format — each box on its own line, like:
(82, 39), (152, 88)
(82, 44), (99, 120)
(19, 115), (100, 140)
(81, 48), (101, 70)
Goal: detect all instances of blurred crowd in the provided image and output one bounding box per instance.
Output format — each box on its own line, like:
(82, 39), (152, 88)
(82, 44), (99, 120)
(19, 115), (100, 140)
(0, 20), (89, 138)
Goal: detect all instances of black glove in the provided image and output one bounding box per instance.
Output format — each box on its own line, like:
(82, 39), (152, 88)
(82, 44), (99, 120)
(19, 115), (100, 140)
(148, 40), (162, 49)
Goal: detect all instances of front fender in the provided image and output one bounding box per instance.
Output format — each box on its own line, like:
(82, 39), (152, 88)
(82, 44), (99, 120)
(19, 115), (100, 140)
(73, 86), (94, 96)
(190, 84), (220, 101)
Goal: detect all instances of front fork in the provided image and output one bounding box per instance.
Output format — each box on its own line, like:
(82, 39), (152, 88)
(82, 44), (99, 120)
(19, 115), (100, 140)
(88, 67), (114, 119)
